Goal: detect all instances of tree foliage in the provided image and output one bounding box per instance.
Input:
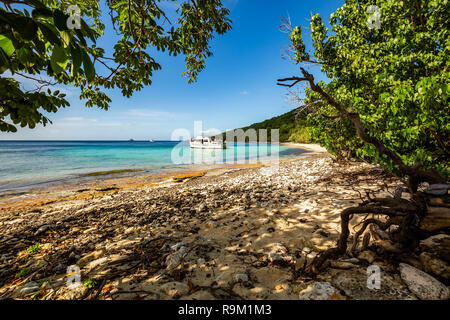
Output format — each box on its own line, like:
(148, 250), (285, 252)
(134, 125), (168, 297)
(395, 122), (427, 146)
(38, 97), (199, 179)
(0, 0), (231, 132)
(224, 108), (311, 143)
(280, 0), (449, 178)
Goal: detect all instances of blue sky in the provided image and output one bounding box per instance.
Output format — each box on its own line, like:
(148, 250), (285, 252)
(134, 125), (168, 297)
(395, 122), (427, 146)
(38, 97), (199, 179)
(0, 0), (344, 140)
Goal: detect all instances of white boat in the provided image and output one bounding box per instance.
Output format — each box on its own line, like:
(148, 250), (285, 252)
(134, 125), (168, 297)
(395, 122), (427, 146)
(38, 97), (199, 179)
(190, 136), (226, 149)
(149, 139), (155, 143)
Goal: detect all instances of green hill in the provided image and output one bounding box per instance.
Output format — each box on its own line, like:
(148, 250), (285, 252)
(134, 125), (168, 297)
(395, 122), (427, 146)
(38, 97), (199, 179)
(222, 108), (310, 143)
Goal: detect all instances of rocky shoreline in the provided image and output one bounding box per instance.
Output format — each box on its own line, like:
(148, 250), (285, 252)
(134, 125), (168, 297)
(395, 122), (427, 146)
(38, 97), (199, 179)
(0, 148), (448, 300)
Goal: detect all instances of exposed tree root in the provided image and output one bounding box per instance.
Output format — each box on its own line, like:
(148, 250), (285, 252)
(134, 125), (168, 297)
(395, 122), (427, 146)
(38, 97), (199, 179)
(311, 190), (431, 273)
(277, 68), (448, 274)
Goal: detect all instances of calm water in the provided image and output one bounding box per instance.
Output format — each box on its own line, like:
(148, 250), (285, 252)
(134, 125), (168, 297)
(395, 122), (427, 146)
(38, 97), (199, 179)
(0, 140), (306, 192)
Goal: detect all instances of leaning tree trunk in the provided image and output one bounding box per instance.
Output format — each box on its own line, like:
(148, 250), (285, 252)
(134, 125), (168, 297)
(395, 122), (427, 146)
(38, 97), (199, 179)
(277, 68), (448, 271)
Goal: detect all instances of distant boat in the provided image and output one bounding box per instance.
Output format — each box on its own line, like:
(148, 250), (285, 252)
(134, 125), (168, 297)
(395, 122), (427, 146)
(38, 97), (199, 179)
(190, 136), (226, 149)
(129, 139), (134, 141)
(149, 139), (155, 143)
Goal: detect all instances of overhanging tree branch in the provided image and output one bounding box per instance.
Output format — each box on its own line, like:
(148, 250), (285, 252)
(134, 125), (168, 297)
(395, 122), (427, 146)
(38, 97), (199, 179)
(277, 67), (446, 191)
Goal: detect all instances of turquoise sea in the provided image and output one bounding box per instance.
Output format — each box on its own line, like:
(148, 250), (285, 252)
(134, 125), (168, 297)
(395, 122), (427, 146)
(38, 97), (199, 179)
(0, 140), (306, 193)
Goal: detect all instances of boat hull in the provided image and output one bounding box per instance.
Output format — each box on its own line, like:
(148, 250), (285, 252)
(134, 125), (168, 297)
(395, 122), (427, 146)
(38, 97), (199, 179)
(189, 142), (226, 149)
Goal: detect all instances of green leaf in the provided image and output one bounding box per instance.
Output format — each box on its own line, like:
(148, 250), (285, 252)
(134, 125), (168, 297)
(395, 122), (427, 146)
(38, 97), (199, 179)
(50, 45), (68, 73)
(17, 47), (33, 67)
(69, 43), (82, 77)
(16, 17), (38, 41)
(60, 31), (71, 48)
(81, 19), (96, 43)
(0, 49), (10, 73)
(82, 51), (95, 82)
(74, 29), (87, 47)
(53, 10), (69, 31)
(391, 105), (398, 115)
(32, 8), (53, 19)
(38, 23), (61, 46)
(0, 35), (15, 56)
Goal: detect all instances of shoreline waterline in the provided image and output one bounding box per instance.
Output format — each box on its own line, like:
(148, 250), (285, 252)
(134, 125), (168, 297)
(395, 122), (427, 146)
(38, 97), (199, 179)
(0, 143), (326, 209)
(0, 141), (308, 195)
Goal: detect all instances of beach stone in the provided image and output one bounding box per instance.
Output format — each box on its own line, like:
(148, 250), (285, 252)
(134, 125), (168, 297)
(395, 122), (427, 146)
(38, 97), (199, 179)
(399, 263), (450, 300)
(206, 221), (218, 228)
(340, 257), (360, 264)
(295, 256), (307, 272)
(171, 242), (186, 251)
(105, 239), (138, 251)
(86, 257), (109, 270)
(429, 197), (444, 206)
(332, 269), (416, 300)
(420, 206), (450, 232)
(165, 246), (186, 270)
(330, 261), (358, 270)
(298, 282), (341, 300)
(267, 243), (294, 265)
(57, 285), (88, 300)
(419, 252), (450, 280)
(160, 282), (189, 298)
(124, 226), (137, 235)
(234, 273), (249, 282)
(77, 249), (105, 266)
(18, 281), (39, 296)
(34, 224), (51, 236)
(32, 259), (48, 269)
(376, 240), (402, 253)
(213, 213), (227, 220)
(41, 243), (52, 251)
(185, 290), (215, 300)
(358, 250), (377, 264)
(7, 218), (24, 225)
(303, 252), (319, 271)
(70, 227), (81, 234)
(420, 234), (450, 251)
(214, 272), (237, 287)
(400, 256), (423, 270)
(40, 280), (52, 290)
(419, 234), (450, 262)
(264, 210), (276, 217)
(424, 184), (448, 196)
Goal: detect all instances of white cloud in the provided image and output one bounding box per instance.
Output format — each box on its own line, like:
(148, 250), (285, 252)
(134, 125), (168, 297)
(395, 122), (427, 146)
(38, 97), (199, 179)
(240, 90), (249, 95)
(125, 109), (177, 119)
(202, 128), (222, 135)
(60, 117), (84, 121)
(96, 121), (126, 127)
(59, 117), (98, 122)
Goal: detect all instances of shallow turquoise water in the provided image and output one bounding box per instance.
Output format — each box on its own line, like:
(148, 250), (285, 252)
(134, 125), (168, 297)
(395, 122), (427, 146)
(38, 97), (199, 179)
(0, 140), (306, 192)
